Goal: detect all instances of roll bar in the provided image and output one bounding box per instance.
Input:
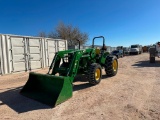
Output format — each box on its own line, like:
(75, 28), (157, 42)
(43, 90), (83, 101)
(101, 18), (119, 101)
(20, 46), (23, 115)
(92, 36), (105, 48)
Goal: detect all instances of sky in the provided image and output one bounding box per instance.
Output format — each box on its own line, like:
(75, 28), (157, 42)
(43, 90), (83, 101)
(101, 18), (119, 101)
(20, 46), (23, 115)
(0, 0), (160, 47)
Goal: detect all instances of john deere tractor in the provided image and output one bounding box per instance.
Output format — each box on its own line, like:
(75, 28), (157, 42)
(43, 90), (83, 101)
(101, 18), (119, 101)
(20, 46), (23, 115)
(20, 36), (118, 107)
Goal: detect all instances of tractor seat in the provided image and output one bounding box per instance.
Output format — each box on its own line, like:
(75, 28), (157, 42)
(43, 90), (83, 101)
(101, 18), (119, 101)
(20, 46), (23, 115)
(57, 62), (69, 74)
(96, 48), (100, 54)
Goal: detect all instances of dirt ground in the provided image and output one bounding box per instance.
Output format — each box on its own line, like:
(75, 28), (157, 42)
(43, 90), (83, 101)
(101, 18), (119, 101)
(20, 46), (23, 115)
(0, 53), (160, 120)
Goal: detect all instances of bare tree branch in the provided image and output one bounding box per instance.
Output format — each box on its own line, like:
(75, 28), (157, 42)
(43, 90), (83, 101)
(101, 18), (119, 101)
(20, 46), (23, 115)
(38, 21), (89, 46)
(38, 31), (47, 37)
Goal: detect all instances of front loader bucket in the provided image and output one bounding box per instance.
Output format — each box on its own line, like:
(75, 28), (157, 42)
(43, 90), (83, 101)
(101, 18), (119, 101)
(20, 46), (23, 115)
(20, 72), (73, 107)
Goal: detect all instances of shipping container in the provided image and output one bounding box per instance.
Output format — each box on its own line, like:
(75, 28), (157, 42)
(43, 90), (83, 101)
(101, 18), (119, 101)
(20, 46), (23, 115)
(45, 38), (57, 67)
(28, 38), (43, 70)
(0, 34), (9, 74)
(0, 35), (2, 75)
(8, 36), (27, 72)
(57, 40), (68, 51)
(0, 34), (67, 75)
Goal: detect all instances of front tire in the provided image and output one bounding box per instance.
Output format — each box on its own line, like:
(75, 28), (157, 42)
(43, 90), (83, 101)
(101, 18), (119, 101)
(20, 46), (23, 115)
(105, 56), (118, 77)
(88, 63), (102, 85)
(137, 52), (139, 55)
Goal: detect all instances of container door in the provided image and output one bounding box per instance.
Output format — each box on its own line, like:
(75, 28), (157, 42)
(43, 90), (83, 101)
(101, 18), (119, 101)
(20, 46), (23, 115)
(10, 37), (27, 72)
(57, 40), (66, 51)
(28, 38), (42, 70)
(46, 39), (56, 66)
(0, 37), (2, 75)
(0, 56), (2, 75)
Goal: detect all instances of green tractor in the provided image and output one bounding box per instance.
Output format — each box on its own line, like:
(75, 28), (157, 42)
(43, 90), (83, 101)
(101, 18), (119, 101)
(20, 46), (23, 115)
(20, 36), (118, 107)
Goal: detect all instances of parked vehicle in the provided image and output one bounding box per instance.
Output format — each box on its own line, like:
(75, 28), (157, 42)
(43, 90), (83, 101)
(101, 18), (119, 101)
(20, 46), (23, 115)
(149, 42), (160, 63)
(130, 44), (142, 55)
(123, 47), (130, 55)
(117, 46), (124, 56)
(117, 46), (123, 50)
(142, 46), (148, 52)
(112, 50), (123, 58)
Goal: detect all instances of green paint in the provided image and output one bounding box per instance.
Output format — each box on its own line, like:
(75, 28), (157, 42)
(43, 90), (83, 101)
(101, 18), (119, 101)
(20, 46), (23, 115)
(20, 72), (73, 107)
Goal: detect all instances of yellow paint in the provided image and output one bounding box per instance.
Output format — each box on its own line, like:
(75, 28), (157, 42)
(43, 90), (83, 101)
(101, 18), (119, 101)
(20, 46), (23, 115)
(112, 60), (118, 71)
(95, 68), (100, 80)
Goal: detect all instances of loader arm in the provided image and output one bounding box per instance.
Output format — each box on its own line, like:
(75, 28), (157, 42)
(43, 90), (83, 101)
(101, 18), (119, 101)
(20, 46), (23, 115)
(67, 51), (82, 80)
(50, 50), (83, 83)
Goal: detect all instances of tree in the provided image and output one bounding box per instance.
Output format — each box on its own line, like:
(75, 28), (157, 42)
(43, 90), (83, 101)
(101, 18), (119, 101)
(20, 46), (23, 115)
(49, 22), (89, 46)
(38, 31), (47, 37)
(48, 31), (59, 39)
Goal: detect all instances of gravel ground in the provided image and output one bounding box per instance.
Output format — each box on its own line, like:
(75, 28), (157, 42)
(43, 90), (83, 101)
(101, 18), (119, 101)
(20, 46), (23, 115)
(0, 53), (160, 120)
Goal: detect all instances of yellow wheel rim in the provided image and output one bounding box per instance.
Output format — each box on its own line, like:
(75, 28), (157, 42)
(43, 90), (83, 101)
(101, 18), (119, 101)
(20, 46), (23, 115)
(95, 68), (100, 80)
(112, 60), (118, 71)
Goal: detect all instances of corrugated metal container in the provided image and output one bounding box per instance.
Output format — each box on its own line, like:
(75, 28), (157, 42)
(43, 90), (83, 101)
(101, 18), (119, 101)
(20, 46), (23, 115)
(8, 36), (27, 72)
(6, 35), (44, 73)
(0, 55), (1, 75)
(0, 34), (9, 74)
(0, 34), (67, 75)
(0, 35), (2, 75)
(45, 38), (57, 67)
(45, 38), (67, 67)
(41, 38), (46, 68)
(28, 37), (43, 70)
(57, 40), (68, 51)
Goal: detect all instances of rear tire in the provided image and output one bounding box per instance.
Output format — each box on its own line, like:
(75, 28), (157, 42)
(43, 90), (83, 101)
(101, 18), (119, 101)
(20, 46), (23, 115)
(116, 55), (119, 59)
(105, 56), (118, 77)
(88, 63), (102, 85)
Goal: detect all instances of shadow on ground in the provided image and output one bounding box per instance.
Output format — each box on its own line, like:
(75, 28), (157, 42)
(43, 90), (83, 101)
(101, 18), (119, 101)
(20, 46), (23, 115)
(73, 74), (109, 91)
(0, 87), (50, 113)
(74, 74), (109, 82)
(132, 60), (160, 67)
(73, 75), (92, 91)
(0, 74), (110, 113)
(73, 83), (92, 91)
